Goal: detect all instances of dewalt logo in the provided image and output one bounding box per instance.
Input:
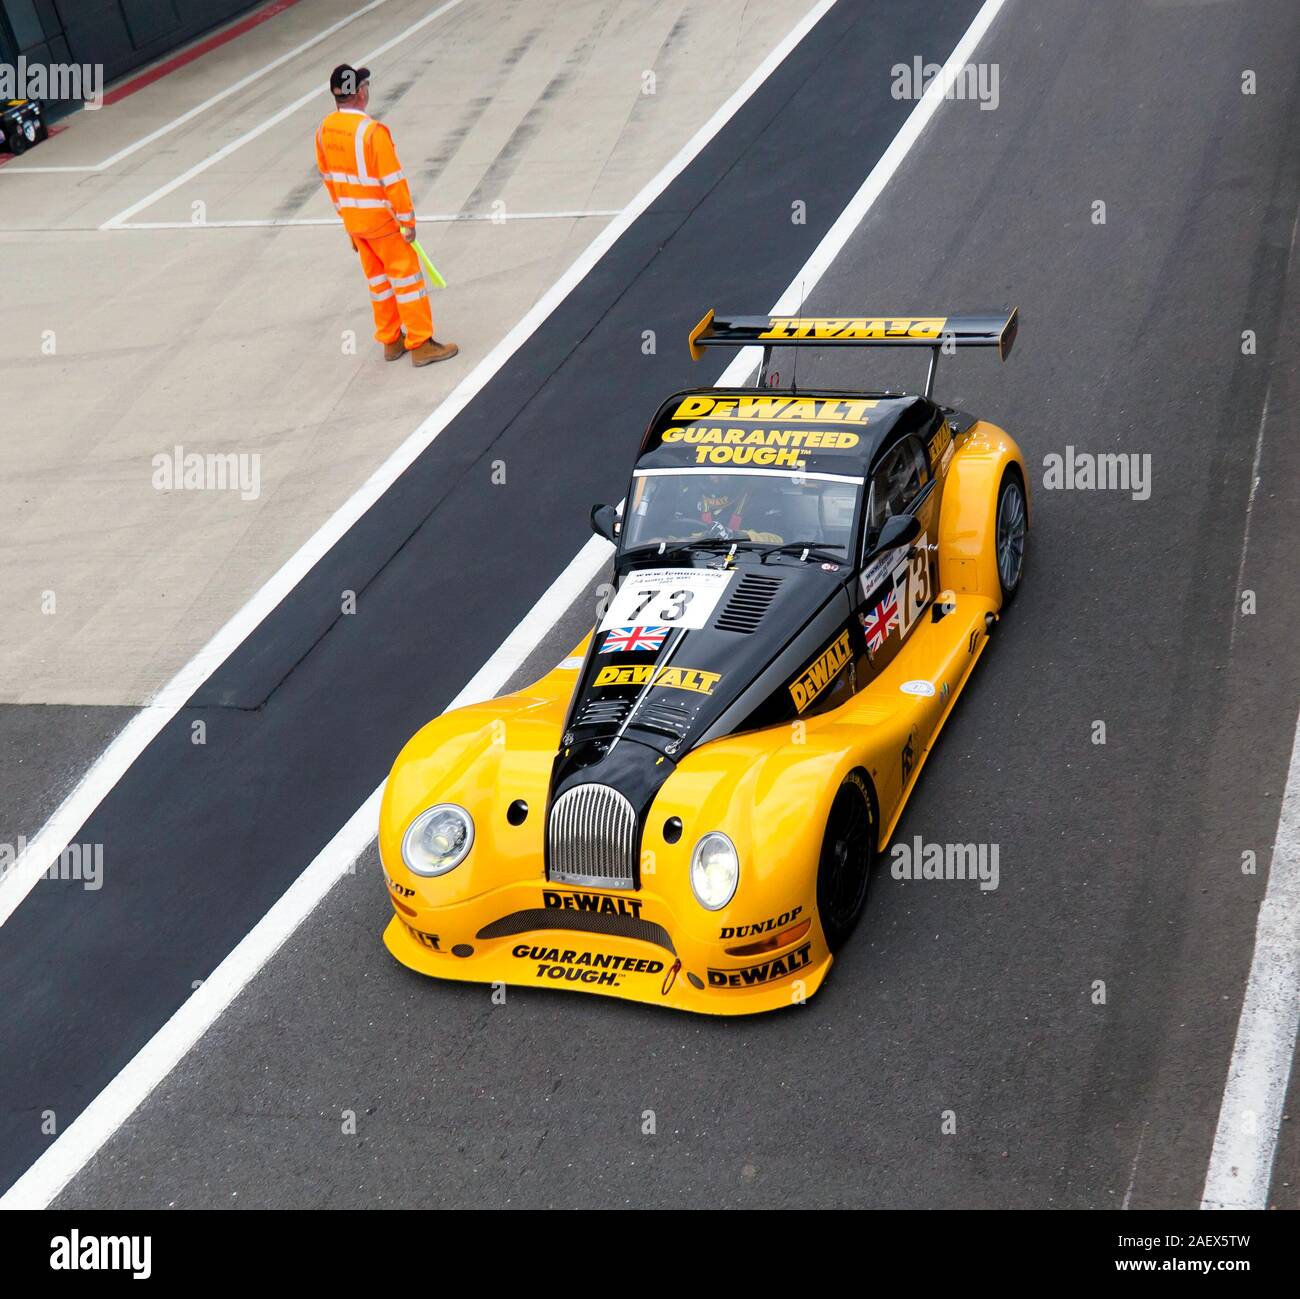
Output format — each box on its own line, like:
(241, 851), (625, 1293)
(593, 664), (721, 695)
(788, 630), (852, 714)
(708, 942), (812, 988)
(758, 317), (947, 341)
(671, 395), (877, 423)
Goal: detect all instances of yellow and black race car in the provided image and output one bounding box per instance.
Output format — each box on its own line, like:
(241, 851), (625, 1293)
(380, 309), (1028, 1014)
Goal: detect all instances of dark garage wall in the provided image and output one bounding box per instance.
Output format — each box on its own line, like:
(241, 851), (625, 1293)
(1, 0), (265, 115)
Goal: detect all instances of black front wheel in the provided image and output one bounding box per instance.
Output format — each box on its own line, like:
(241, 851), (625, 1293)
(816, 772), (877, 952)
(994, 470), (1027, 604)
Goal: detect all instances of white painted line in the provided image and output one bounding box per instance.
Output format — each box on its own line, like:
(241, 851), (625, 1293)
(1121, 1120), (1149, 1211)
(0, 533), (612, 1210)
(1, 0), (1015, 1206)
(1, 211), (622, 234)
(0, 0), (839, 925)
(1201, 716), (1300, 1209)
(111, 210), (621, 230)
(1, 0), (392, 176)
(1230, 383), (1269, 649)
(100, 0), (472, 229)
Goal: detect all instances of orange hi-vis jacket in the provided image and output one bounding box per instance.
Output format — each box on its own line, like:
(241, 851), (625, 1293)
(315, 107), (415, 237)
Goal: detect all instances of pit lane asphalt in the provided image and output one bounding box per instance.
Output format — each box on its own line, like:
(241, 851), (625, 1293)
(25, 0), (1300, 1208)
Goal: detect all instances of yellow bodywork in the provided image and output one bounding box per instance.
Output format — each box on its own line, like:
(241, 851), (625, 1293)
(380, 421), (1028, 1014)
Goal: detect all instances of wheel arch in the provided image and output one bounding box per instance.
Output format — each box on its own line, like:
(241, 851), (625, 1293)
(937, 420), (1030, 605)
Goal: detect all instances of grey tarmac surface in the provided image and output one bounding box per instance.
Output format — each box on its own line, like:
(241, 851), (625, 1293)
(0, 706), (133, 855)
(51, 0), (1300, 1209)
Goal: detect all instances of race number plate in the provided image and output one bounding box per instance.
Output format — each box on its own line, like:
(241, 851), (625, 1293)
(600, 567), (735, 632)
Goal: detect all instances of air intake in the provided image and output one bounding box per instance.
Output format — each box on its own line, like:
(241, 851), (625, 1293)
(628, 696), (693, 741)
(714, 572), (782, 634)
(547, 783), (637, 889)
(476, 909), (675, 955)
(574, 697), (630, 731)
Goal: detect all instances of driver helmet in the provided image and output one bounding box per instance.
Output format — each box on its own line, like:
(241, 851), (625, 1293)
(697, 477), (743, 530)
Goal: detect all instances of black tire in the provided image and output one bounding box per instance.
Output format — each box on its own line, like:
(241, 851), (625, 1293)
(994, 469), (1027, 604)
(816, 771), (877, 952)
(8, 129), (26, 156)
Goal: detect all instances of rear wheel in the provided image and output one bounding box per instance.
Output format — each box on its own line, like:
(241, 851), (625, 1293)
(995, 470), (1027, 604)
(816, 772), (877, 952)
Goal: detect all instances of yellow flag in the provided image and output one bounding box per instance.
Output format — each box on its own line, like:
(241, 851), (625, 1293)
(412, 239), (447, 288)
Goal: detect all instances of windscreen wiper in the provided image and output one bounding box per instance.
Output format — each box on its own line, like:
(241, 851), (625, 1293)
(759, 542), (848, 566)
(621, 537), (767, 562)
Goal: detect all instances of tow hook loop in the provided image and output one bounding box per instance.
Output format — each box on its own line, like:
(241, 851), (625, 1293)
(661, 959), (681, 996)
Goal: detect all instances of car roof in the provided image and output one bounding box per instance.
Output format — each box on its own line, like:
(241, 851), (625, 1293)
(636, 387), (942, 478)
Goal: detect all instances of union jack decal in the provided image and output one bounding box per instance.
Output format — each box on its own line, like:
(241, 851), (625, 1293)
(861, 589), (899, 653)
(600, 626), (670, 654)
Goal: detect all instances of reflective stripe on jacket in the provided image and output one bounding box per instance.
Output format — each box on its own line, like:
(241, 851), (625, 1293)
(315, 108), (416, 236)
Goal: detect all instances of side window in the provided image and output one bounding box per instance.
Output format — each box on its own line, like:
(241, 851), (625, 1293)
(865, 438), (930, 544)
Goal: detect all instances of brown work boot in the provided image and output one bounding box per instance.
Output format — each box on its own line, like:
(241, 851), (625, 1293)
(382, 338), (405, 362)
(409, 339), (459, 367)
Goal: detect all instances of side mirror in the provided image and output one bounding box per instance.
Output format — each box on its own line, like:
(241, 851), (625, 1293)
(865, 512), (921, 560)
(590, 504), (620, 542)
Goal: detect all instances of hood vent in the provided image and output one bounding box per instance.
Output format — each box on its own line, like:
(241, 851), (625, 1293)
(714, 572), (783, 634)
(628, 696), (693, 741)
(574, 697), (630, 731)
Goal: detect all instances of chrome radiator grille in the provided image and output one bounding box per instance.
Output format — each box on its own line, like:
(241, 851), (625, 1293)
(547, 783), (637, 889)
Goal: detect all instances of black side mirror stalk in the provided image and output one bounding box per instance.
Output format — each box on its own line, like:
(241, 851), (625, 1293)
(865, 513), (921, 561)
(590, 504), (620, 542)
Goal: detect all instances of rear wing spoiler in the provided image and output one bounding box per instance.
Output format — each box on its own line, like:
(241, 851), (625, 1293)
(687, 308), (1019, 398)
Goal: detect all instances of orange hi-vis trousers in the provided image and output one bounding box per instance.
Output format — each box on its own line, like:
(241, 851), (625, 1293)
(355, 229), (433, 350)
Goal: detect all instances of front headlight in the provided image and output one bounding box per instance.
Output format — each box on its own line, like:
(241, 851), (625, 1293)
(402, 804), (474, 877)
(690, 832), (739, 910)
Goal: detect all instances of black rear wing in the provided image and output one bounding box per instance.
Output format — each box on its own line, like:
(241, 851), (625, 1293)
(687, 308), (1018, 397)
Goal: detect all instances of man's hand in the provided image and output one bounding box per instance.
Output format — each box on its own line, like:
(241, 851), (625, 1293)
(402, 226), (416, 244)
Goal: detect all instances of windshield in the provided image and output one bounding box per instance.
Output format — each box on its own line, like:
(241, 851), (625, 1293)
(622, 468), (862, 552)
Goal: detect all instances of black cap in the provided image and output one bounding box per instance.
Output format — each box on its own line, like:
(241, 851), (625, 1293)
(329, 64), (370, 98)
